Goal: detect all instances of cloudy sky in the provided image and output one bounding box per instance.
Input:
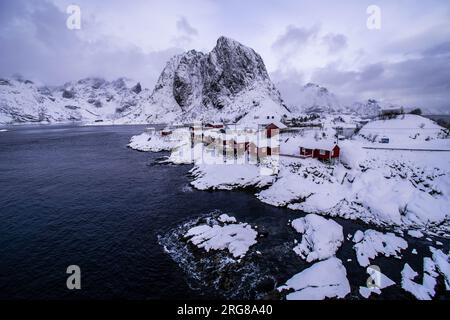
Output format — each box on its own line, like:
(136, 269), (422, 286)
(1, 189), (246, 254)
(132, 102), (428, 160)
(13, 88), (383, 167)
(1, 0), (449, 112)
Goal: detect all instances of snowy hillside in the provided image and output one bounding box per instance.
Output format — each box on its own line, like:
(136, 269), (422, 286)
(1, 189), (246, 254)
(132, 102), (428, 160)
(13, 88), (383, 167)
(0, 77), (149, 124)
(357, 114), (450, 149)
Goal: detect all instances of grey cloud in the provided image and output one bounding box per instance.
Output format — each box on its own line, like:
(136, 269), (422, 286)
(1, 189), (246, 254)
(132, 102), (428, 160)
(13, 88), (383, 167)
(176, 16), (198, 36)
(322, 33), (347, 53)
(310, 53), (450, 111)
(271, 69), (306, 107)
(172, 16), (198, 48)
(272, 25), (319, 51)
(0, 0), (182, 87)
(423, 41), (450, 57)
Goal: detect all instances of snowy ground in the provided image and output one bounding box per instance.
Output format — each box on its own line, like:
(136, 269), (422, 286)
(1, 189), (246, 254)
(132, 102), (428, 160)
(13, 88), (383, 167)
(258, 144), (449, 232)
(357, 114), (450, 150)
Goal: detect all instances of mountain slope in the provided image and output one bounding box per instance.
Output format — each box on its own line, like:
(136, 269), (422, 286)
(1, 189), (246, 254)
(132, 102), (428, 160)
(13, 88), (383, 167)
(275, 82), (342, 115)
(0, 77), (148, 124)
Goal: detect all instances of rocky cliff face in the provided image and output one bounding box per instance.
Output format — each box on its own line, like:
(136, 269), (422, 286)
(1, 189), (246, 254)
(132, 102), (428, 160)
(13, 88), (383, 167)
(141, 36), (289, 123)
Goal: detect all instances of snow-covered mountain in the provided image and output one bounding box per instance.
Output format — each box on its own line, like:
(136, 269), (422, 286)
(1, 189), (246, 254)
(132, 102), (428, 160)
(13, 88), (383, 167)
(133, 36), (290, 124)
(348, 99), (382, 118)
(347, 99), (410, 118)
(275, 82), (342, 115)
(1, 37), (289, 125)
(275, 82), (405, 118)
(0, 76), (149, 124)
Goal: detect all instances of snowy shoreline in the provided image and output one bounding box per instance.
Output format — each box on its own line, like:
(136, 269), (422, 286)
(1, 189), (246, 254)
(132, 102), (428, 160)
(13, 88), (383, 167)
(130, 115), (449, 300)
(127, 119), (450, 235)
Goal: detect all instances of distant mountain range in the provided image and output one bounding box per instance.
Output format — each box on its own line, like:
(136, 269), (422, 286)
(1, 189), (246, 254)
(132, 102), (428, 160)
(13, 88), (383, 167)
(0, 37), (413, 125)
(0, 76), (149, 124)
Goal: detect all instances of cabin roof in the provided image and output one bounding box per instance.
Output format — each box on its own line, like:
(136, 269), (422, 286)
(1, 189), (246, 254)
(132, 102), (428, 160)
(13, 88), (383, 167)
(300, 140), (338, 151)
(261, 121), (287, 129)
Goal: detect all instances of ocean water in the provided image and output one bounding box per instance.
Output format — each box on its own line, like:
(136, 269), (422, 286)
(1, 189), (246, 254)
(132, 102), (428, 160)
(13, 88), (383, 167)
(0, 125), (447, 300)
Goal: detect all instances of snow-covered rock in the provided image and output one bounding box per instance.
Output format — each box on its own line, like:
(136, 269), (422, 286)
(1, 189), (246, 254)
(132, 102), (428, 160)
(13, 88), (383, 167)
(401, 260), (438, 300)
(291, 214), (344, 262)
(189, 159), (276, 191)
(184, 216), (258, 258)
(359, 266), (396, 298)
(128, 132), (173, 152)
(407, 230), (424, 238)
(429, 246), (450, 290)
(353, 230), (408, 267)
(218, 214), (237, 224)
(278, 257), (350, 300)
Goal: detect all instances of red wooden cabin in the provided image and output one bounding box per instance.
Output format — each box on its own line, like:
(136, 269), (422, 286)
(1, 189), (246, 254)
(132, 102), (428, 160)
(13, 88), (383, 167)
(299, 142), (340, 161)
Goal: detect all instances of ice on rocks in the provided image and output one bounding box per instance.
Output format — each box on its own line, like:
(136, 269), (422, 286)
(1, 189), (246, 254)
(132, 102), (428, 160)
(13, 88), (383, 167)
(278, 257), (351, 300)
(353, 230), (408, 267)
(291, 214), (344, 262)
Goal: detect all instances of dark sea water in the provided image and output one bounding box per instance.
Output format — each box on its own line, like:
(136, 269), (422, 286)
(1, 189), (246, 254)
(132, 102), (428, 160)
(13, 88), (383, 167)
(0, 125), (448, 300)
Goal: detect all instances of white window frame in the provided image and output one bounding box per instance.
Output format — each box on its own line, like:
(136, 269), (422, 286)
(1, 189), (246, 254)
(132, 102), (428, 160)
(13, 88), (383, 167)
(319, 149), (326, 155)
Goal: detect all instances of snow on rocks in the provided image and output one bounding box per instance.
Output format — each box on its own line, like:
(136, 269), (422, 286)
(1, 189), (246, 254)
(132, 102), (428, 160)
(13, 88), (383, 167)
(401, 247), (449, 299)
(401, 261), (437, 300)
(278, 257), (351, 300)
(407, 230), (424, 238)
(353, 230), (408, 267)
(257, 144), (450, 232)
(184, 215), (258, 258)
(218, 214), (237, 224)
(359, 266), (396, 298)
(291, 214), (344, 262)
(128, 132), (174, 152)
(190, 162), (276, 191)
(430, 247), (450, 290)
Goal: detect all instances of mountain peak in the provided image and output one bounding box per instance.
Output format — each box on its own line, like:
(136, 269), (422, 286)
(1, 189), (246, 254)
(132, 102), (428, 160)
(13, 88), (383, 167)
(216, 36), (241, 47)
(144, 36), (287, 123)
